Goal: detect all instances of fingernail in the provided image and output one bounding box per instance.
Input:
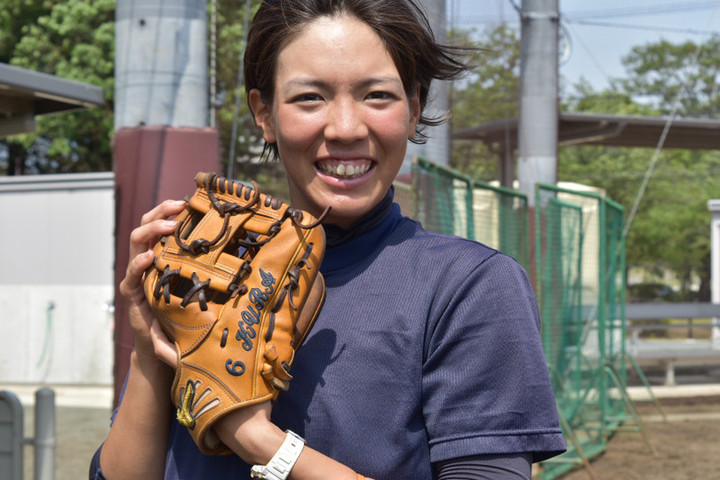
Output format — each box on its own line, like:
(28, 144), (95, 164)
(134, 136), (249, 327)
(172, 200), (186, 207)
(163, 220), (177, 228)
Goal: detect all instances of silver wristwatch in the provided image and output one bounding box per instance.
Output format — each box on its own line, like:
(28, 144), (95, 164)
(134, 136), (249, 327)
(250, 430), (305, 480)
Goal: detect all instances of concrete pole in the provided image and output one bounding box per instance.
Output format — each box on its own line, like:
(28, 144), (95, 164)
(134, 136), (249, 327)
(113, 0), (219, 405)
(517, 0), (559, 206)
(403, 0), (450, 175)
(115, 0), (208, 129)
(709, 199), (720, 348)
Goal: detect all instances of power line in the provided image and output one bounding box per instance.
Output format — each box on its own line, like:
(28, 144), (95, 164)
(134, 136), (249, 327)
(562, 23), (613, 86)
(563, 1), (719, 20)
(565, 19), (718, 36)
(506, 0), (521, 14)
(454, 1), (719, 26)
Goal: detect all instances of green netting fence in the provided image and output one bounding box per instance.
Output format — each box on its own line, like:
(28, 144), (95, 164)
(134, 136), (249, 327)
(395, 158), (529, 268)
(395, 159), (632, 479)
(534, 183), (629, 479)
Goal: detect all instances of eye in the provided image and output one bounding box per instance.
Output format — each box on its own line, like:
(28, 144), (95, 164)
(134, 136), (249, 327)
(365, 91), (397, 101)
(292, 93), (323, 103)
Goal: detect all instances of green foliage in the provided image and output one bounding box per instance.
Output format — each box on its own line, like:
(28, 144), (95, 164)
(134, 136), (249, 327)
(212, 0), (268, 181)
(0, 0), (53, 63)
(1, 0), (115, 174)
(450, 29), (719, 299)
(558, 37), (720, 299)
(0, 0), (272, 178)
(449, 24), (520, 181)
(619, 35), (720, 118)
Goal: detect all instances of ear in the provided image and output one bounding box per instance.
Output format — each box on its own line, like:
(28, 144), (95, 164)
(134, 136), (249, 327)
(249, 89), (277, 144)
(408, 84), (422, 139)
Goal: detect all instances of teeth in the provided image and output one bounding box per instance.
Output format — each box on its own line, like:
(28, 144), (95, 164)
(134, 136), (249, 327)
(318, 161), (371, 178)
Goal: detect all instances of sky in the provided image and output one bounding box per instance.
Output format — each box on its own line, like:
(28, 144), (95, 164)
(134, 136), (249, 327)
(447, 0), (720, 93)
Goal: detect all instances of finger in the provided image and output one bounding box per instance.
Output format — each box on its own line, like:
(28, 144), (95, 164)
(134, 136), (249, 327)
(140, 199), (187, 226)
(127, 218), (179, 260)
(119, 248), (156, 297)
(150, 319), (178, 368)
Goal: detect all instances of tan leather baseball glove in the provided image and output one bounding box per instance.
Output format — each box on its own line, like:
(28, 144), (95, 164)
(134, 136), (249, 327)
(143, 172), (326, 455)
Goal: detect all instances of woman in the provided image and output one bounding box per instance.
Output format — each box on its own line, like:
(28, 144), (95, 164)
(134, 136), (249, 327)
(91, 1), (566, 479)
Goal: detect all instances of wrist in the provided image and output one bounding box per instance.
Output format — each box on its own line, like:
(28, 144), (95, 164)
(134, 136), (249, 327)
(250, 430), (305, 480)
(215, 404), (284, 464)
(130, 348), (172, 373)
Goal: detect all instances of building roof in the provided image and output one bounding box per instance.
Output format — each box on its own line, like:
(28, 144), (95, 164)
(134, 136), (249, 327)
(0, 62), (105, 137)
(453, 112), (720, 151)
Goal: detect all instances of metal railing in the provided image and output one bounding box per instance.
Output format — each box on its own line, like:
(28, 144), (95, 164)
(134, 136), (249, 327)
(0, 388), (56, 480)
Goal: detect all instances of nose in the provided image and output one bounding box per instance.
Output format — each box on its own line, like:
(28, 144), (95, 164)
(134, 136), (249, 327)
(324, 97), (368, 143)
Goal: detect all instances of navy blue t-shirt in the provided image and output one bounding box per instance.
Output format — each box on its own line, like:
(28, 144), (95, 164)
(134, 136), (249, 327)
(94, 191), (565, 480)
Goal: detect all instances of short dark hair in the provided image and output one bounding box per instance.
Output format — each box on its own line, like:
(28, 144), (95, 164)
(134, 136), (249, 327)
(244, 0), (471, 159)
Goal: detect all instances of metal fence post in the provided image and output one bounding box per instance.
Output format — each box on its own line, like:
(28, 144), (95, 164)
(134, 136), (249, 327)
(0, 390), (24, 480)
(34, 388), (55, 480)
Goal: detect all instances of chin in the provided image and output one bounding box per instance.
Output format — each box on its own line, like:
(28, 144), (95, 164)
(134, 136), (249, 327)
(324, 204), (373, 228)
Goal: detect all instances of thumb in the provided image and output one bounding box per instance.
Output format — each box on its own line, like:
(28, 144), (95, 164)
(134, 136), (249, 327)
(150, 319), (179, 368)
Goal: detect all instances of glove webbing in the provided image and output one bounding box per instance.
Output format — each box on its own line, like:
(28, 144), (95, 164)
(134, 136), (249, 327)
(152, 174), (329, 314)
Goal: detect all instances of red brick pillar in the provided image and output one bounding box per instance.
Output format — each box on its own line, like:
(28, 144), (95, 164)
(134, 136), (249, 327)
(112, 126), (220, 406)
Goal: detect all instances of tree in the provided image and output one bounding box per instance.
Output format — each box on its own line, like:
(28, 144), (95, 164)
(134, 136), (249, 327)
(0, 0), (282, 187)
(0, 0), (52, 63)
(1, 0), (115, 175)
(619, 35), (720, 118)
(560, 35), (720, 300)
(211, 0), (288, 199)
(449, 24), (520, 181)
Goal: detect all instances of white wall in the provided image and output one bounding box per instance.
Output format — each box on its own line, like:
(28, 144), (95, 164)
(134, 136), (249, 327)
(709, 199), (720, 348)
(0, 173), (115, 385)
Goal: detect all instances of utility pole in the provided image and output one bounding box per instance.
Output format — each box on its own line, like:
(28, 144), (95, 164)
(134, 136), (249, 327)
(113, 0), (220, 405)
(403, 0), (451, 175)
(517, 0), (559, 206)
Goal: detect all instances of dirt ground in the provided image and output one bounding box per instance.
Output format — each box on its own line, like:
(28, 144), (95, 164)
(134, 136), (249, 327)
(18, 392), (720, 480)
(556, 396), (720, 480)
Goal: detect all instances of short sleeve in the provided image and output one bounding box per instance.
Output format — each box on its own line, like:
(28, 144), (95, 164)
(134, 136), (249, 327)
(88, 444), (106, 480)
(422, 251), (566, 463)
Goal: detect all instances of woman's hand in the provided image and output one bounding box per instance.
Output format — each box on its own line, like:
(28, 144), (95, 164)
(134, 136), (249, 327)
(118, 199), (186, 365)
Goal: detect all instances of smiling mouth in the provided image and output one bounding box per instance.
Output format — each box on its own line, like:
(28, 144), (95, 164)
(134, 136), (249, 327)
(316, 159), (373, 179)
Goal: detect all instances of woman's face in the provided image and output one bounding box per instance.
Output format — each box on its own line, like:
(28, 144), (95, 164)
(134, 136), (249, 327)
(250, 15), (420, 228)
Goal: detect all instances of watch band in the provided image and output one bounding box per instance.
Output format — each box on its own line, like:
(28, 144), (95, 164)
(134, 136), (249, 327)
(250, 430), (305, 480)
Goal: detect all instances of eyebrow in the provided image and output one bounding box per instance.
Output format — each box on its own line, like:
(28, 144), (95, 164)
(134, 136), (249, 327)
(281, 76), (403, 92)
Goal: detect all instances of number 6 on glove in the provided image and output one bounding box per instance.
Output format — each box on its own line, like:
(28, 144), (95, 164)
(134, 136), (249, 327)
(143, 172), (327, 455)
